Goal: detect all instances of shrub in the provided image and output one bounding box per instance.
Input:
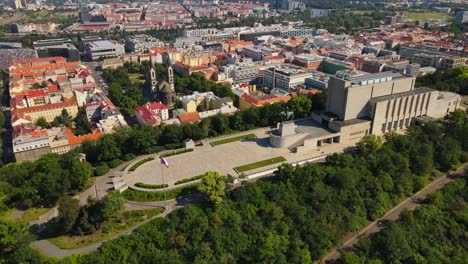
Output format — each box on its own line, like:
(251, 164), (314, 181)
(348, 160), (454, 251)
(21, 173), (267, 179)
(108, 159), (123, 168)
(134, 182), (168, 189)
(94, 164), (110, 176)
(162, 148), (194, 158)
(146, 146), (164, 154)
(122, 153), (136, 161)
(122, 184), (199, 201)
(164, 143), (183, 150)
(129, 157), (155, 171)
(174, 174), (205, 185)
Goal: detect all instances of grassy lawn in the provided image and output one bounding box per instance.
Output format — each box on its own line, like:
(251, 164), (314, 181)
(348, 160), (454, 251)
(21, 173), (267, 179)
(48, 208), (163, 249)
(0, 207), (50, 222)
(350, 10), (373, 15)
(21, 10), (79, 24)
(235, 156), (287, 173)
(405, 12), (449, 20)
(0, 209), (15, 221)
(129, 157), (155, 172)
(211, 133), (256, 146)
(20, 207), (51, 222)
(123, 184), (199, 202)
(128, 73), (145, 84)
(174, 174), (205, 185)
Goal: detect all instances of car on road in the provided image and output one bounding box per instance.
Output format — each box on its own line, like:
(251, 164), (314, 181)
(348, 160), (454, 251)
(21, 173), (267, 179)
(377, 219), (390, 227)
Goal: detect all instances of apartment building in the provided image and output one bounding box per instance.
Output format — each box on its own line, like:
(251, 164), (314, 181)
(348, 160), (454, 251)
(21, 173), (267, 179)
(263, 65), (313, 92)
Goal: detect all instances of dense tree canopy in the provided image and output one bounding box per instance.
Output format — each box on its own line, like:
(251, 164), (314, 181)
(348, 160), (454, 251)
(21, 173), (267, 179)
(60, 110), (466, 264)
(337, 176), (468, 264)
(416, 67), (468, 95)
(0, 152), (93, 208)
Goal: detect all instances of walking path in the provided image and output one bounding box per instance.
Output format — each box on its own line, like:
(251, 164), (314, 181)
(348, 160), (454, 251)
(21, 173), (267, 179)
(318, 165), (467, 263)
(31, 201), (179, 258)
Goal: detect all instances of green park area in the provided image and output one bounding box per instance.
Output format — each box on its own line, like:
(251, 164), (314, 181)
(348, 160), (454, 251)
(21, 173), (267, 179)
(405, 12), (449, 20)
(20, 10), (79, 24)
(122, 184), (200, 202)
(211, 133), (257, 146)
(234, 156), (287, 173)
(0, 207), (50, 222)
(128, 73), (146, 84)
(48, 208), (164, 249)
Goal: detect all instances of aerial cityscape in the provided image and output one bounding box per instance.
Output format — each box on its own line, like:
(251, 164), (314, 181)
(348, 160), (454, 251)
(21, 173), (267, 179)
(0, 0), (467, 263)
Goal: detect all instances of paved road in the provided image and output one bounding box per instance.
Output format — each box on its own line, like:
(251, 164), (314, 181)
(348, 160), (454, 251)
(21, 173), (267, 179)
(320, 166), (467, 263)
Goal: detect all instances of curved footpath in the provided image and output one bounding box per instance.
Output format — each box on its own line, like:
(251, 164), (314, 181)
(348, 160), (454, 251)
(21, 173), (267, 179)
(31, 201), (178, 258)
(318, 165), (467, 263)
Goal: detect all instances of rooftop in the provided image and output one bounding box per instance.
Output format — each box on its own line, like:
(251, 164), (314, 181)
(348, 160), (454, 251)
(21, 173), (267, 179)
(91, 40), (116, 48)
(369, 87), (434, 104)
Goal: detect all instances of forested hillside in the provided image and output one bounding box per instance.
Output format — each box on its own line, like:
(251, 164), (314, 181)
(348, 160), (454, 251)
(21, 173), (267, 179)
(58, 110), (467, 264)
(338, 176), (468, 264)
(416, 67), (468, 95)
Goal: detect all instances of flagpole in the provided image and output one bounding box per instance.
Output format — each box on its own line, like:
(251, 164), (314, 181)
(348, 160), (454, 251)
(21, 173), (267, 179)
(160, 157), (168, 209)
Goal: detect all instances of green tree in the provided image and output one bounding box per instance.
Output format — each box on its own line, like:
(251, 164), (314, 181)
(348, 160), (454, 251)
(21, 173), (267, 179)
(34, 117), (49, 128)
(58, 196), (80, 233)
(51, 109), (72, 128)
(435, 137), (462, 171)
(287, 95), (312, 118)
(69, 159), (93, 190)
(356, 135), (383, 159)
(97, 135), (121, 162)
(100, 191), (125, 220)
(74, 108), (92, 136)
(198, 171), (225, 205)
(0, 220), (36, 263)
(211, 114), (229, 135)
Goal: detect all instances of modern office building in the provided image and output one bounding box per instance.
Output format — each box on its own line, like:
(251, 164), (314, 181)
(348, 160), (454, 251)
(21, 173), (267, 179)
(33, 39), (80, 62)
(221, 62), (259, 84)
(263, 65), (313, 92)
(84, 40), (125, 61)
(183, 28), (219, 39)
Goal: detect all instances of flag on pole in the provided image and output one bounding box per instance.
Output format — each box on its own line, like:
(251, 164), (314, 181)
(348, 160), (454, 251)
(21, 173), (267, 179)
(160, 157), (169, 168)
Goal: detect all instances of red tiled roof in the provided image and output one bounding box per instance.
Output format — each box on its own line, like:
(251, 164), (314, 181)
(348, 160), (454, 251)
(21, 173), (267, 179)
(178, 112), (200, 123)
(241, 93), (291, 107)
(135, 103), (161, 127)
(10, 57), (66, 67)
(64, 127), (102, 145)
(25, 89), (49, 98)
(15, 99), (77, 115)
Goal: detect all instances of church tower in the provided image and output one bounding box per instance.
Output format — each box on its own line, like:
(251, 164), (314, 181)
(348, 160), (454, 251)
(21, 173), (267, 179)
(146, 64), (157, 93)
(167, 63), (175, 92)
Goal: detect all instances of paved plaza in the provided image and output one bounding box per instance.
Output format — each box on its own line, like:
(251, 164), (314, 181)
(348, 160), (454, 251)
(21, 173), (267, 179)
(125, 125), (352, 187)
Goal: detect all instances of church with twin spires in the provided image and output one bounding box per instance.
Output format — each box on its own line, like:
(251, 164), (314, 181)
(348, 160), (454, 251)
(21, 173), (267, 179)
(145, 61), (176, 106)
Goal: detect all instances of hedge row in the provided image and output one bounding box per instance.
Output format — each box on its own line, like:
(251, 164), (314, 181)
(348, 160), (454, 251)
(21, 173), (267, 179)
(174, 174), (205, 185)
(134, 182), (169, 189)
